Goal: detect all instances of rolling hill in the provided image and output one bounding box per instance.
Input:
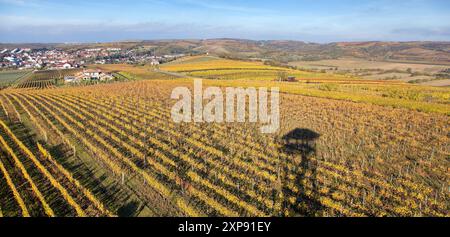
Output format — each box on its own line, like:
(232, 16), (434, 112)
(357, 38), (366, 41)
(2, 39), (450, 63)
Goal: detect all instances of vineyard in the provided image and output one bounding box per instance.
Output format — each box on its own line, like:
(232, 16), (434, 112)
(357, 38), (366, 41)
(91, 64), (178, 81)
(0, 101), (111, 216)
(0, 78), (448, 217)
(81, 58), (450, 115)
(12, 69), (82, 90)
(161, 56), (355, 81)
(158, 57), (449, 114)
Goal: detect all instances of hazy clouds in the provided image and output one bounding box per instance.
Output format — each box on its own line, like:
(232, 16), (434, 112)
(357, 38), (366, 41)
(1, 0), (449, 43)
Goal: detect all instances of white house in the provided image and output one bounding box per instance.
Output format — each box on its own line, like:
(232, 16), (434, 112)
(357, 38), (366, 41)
(77, 69), (114, 81)
(63, 63), (72, 69)
(99, 74), (114, 81)
(82, 69), (102, 80)
(150, 59), (160, 66)
(64, 76), (78, 83)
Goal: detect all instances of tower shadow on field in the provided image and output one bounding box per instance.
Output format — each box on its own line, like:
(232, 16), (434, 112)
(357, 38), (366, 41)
(117, 200), (140, 217)
(278, 128), (324, 216)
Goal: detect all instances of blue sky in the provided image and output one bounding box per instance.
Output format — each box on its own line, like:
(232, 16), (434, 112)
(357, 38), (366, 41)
(1, 0), (450, 43)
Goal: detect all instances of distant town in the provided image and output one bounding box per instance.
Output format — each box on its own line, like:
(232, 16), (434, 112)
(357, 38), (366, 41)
(0, 47), (186, 70)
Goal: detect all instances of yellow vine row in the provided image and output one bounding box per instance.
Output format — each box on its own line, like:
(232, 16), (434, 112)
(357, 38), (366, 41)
(0, 118), (85, 217)
(0, 124), (54, 217)
(0, 154), (30, 217)
(37, 143), (113, 217)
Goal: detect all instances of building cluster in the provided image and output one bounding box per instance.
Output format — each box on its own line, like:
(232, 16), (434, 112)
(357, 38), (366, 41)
(0, 48), (81, 69)
(64, 69), (114, 83)
(0, 47), (185, 70)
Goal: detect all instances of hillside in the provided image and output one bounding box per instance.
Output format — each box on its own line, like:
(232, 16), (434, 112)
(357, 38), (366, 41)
(139, 39), (450, 63)
(2, 39), (450, 63)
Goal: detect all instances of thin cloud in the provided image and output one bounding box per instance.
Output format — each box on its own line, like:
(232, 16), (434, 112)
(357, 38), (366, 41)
(178, 0), (277, 14)
(0, 0), (449, 42)
(392, 27), (450, 37)
(0, 0), (40, 7)
(0, 20), (241, 43)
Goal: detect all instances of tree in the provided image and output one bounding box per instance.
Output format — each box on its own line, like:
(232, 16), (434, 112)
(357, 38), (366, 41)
(277, 71), (288, 82)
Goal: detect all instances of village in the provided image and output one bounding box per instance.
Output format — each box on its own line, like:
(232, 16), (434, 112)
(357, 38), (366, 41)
(0, 47), (185, 70)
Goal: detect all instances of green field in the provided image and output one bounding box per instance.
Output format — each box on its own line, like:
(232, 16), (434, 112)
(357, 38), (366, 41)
(0, 70), (32, 88)
(12, 69), (82, 89)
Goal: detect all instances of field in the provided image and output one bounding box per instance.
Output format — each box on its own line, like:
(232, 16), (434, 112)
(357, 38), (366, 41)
(159, 56), (449, 114)
(90, 64), (178, 81)
(0, 56), (448, 217)
(162, 56), (355, 81)
(0, 70), (32, 88)
(289, 58), (449, 73)
(289, 58), (450, 86)
(13, 69), (82, 90)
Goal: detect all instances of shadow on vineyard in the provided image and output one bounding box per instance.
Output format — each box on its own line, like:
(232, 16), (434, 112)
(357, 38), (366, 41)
(117, 200), (141, 217)
(280, 128), (324, 216)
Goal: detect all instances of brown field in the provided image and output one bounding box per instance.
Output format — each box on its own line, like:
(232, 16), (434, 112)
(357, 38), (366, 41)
(289, 58), (450, 85)
(290, 58), (449, 72)
(421, 79), (450, 87)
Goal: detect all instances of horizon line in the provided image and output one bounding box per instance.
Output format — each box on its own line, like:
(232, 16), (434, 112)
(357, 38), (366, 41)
(1, 38), (450, 45)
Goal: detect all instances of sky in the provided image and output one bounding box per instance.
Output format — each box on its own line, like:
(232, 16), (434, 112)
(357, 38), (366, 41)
(0, 0), (450, 43)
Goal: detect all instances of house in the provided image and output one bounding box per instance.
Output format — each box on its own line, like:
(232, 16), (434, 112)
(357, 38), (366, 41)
(150, 60), (160, 66)
(76, 69), (114, 81)
(82, 69), (102, 80)
(64, 76), (78, 83)
(63, 63), (72, 69)
(86, 48), (102, 52)
(99, 74), (114, 81)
